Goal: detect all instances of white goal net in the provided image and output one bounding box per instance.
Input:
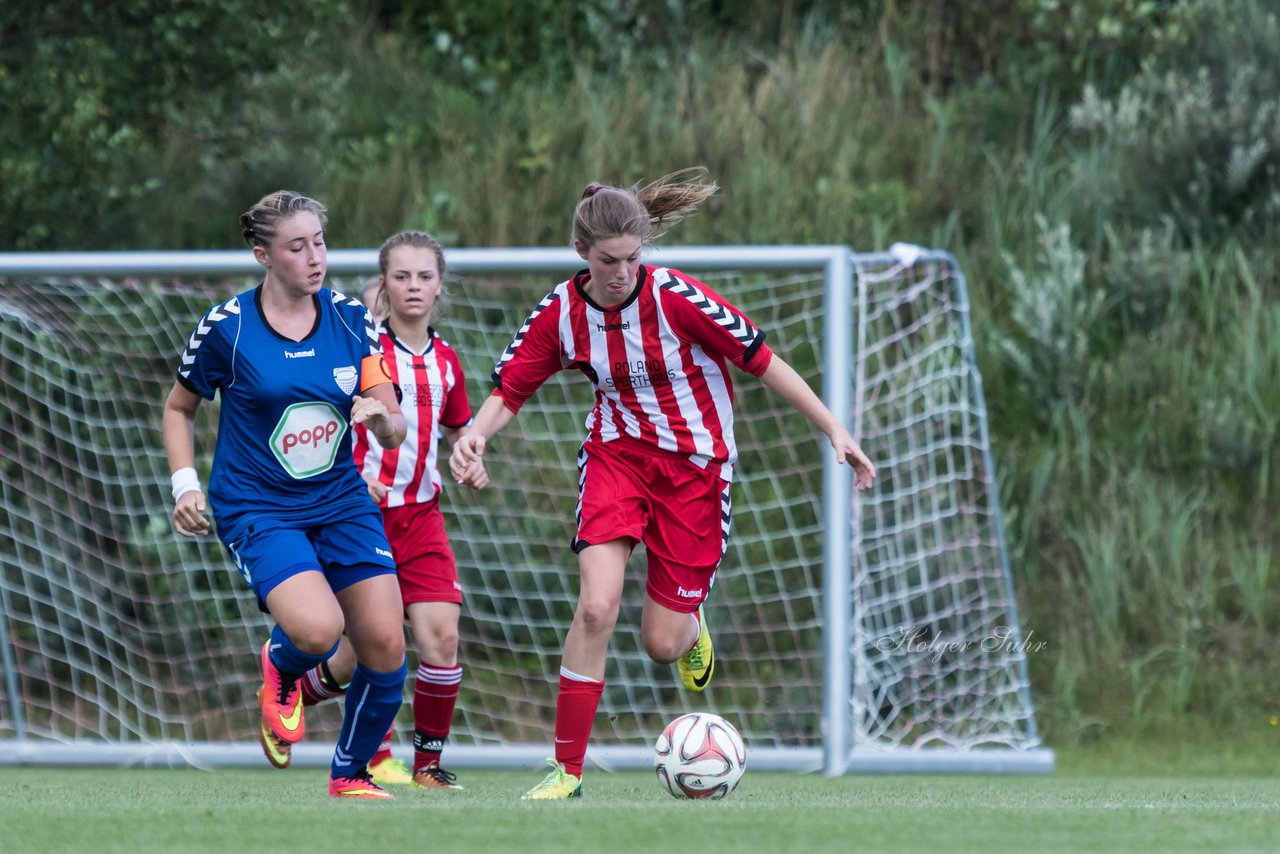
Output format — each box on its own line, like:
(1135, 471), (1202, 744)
(0, 246), (1050, 773)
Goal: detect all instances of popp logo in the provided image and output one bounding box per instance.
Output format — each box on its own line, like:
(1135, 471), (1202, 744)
(282, 421), (340, 455)
(270, 402), (348, 479)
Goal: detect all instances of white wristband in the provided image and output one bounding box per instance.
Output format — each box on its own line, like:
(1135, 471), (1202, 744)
(171, 467), (202, 501)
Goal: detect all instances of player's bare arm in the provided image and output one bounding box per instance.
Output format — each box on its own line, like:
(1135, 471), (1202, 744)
(448, 395), (516, 484)
(351, 382), (406, 448)
(161, 380), (212, 536)
(758, 356), (877, 491)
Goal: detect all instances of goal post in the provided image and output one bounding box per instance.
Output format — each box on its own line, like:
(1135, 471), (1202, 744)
(0, 246), (1052, 774)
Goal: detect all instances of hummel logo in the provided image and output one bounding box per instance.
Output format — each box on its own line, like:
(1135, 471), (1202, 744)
(376, 547), (393, 559)
(677, 586), (704, 598)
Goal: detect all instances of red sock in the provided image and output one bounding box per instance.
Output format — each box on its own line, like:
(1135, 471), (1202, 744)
(300, 661), (345, 707)
(412, 664), (461, 771)
(553, 670), (604, 778)
(370, 725), (394, 766)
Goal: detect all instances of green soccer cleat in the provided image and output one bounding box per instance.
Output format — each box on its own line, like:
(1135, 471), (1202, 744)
(677, 605), (715, 692)
(521, 759), (582, 801)
(368, 755), (413, 786)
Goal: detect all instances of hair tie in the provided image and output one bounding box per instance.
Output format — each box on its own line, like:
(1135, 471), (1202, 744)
(584, 182), (605, 198)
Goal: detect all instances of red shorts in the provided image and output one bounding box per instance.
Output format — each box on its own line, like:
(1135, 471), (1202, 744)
(573, 438), (731, 613)
(381, 499), (462, 606)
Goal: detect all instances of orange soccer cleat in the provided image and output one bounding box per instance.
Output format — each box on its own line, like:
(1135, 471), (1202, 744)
(256, 690), (293, 769)
(259, 641), (305, 745)
(411, 761), (463, 790)
(329, 769), (395, 800)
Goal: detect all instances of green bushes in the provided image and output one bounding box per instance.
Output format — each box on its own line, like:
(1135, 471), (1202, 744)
(0, 0), (354, 249)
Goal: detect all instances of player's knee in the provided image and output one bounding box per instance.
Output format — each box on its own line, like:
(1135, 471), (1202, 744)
(642, 631), (685, 664)
(290, 620), (344, 654)
(350, 624), (404, 670)
(575, 597), (620, 637)
(416, 623), (459, 664)
(436, 626), (459, 659)
(378, 628), (407, 663)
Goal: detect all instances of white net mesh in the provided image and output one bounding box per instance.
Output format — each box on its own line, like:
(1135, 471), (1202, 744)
(852, 254), (1038, 751)
(0, 249), (1040, 764)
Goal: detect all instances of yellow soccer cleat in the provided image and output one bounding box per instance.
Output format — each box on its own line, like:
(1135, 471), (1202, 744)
(520, 759), (582, 801)
(677, 605), (715, 692)
(255, 690), (292, 769)
(368, 755), (413, 786)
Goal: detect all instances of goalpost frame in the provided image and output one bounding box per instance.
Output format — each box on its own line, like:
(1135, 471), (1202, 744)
(0, 246), (1052, 775)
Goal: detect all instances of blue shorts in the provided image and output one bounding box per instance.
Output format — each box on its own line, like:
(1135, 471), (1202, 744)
(220, 504), (397, 612)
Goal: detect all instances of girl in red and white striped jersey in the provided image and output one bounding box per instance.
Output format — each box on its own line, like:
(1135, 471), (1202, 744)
(359, 231), (488, 789)
(450, 168), (876, 800)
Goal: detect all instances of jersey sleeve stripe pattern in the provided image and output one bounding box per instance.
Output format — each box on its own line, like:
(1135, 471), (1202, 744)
(493, 289), (561, 388)
(178, 296), (240, 380)
(329, 291), (380, 355)
(659, 277), (765, 360)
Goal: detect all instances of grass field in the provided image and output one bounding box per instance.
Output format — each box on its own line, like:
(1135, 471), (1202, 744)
(4, 762), (1278, 854)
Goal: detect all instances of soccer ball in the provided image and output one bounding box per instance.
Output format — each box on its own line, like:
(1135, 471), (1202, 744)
(653, 712), (747, 799)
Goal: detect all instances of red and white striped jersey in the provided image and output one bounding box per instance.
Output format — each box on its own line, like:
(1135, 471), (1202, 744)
(492, 265), (773, 481)
(354, 323), (473, 508)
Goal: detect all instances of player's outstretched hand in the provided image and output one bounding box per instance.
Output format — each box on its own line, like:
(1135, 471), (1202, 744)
(350, 394), (389, 429)
(173, 490), (211, 537)
(450, 434), (486, 484)
(830, 427), (877, 492)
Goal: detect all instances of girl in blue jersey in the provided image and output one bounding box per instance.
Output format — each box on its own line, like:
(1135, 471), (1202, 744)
(161, 190), (410, 800)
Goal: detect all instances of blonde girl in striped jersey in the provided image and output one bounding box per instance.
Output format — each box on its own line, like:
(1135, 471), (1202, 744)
(451, 169), (876, 800)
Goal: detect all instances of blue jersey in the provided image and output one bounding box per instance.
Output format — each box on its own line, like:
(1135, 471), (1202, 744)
(176, 285), (380, 537)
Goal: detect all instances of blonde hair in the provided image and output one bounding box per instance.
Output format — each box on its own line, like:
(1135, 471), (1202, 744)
(239, 190), (327, 248)
(373, 231), (447, 321)
(572, 167), (718, 250)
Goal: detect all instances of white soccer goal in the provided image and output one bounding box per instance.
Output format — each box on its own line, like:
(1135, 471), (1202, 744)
(0, 245), (1052, 775)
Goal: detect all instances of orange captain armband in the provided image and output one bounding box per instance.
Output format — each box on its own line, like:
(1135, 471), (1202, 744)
(359, 354), (394, 392)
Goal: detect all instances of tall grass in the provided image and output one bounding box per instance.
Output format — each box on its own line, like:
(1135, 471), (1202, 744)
(134, 4), (1280, 746)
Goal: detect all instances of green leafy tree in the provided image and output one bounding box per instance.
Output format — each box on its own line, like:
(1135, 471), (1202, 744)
(0, 0), (351, 249)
